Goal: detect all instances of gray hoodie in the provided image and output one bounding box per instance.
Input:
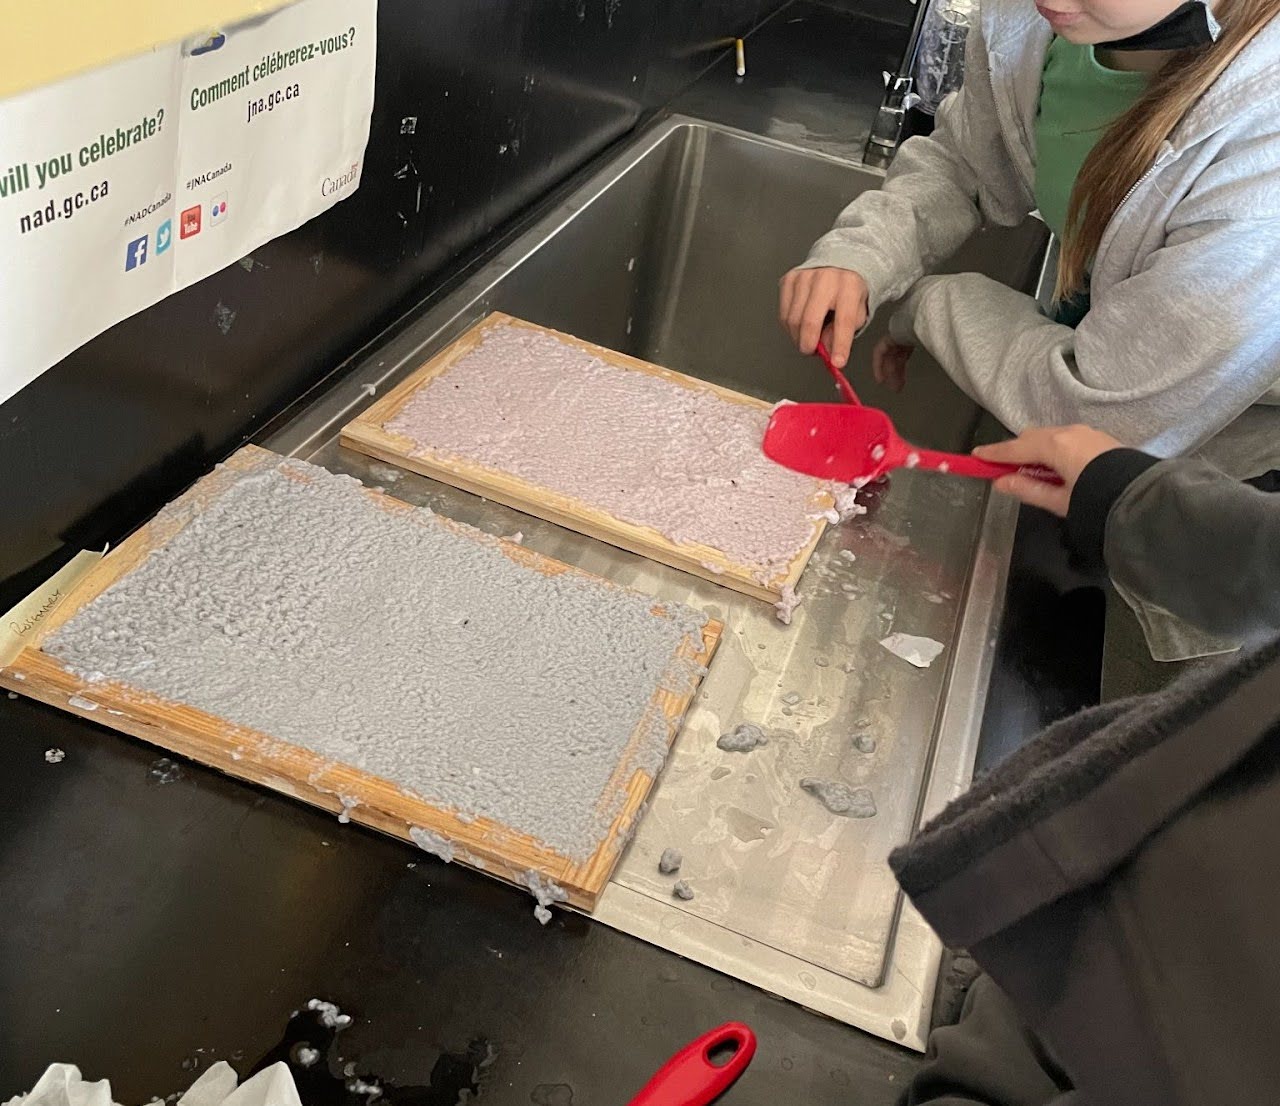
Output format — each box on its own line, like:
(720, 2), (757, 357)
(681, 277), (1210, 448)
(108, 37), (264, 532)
(801, 0), (1280, 481)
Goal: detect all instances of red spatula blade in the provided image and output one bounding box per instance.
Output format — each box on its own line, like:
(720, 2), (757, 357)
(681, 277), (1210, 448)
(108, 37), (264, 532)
(764, 403), (893, 483)
(765, 404), (1066, 486)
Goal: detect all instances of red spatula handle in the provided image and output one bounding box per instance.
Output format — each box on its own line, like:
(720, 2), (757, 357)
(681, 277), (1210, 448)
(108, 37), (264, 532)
(912, 448), (1062, 485)
(816, 341), (860, 406)
(627, 1023), (757, 1106)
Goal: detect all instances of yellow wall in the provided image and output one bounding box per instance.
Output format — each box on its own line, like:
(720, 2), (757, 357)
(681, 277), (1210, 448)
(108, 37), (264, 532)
(0, 0), (300, 101)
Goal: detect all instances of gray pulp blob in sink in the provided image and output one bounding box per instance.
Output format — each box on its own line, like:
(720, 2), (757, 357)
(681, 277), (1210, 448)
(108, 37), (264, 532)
(716, 722), (770, 753)
(44, 455), (709, 862)
(658, 847), (683, 874)
(800, 778), (877, 819)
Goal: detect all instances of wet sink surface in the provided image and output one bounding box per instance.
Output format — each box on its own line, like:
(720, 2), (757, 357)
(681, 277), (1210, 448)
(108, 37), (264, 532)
(267, 116), (1048, 1047)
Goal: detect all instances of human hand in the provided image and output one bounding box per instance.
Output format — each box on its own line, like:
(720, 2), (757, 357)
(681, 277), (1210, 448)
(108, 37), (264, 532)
(974, 425), (1124, 517)
(871, 336), (912, 393)
(778, 267), (869, 369)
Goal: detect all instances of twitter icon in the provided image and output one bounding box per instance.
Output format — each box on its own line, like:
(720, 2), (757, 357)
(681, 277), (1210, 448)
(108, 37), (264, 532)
(155, 218), (172, 255)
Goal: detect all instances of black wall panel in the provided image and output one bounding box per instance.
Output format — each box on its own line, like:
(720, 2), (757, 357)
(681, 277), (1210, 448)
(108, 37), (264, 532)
(0, 0), (783, 607)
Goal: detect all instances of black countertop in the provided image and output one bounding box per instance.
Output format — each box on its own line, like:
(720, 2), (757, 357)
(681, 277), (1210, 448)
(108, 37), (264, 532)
(672, 2), (907, 163)
(0, 4), (928, 1103)
(0, 696), (918, 1104)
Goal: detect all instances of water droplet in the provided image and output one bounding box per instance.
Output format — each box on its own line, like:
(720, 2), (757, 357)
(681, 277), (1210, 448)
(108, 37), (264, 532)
(530, 1083), (575, 1106)
(148, 757), (183, 784)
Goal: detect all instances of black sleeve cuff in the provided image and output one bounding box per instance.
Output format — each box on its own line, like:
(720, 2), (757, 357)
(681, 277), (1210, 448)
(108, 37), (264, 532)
(1065, 448), (1162, 573)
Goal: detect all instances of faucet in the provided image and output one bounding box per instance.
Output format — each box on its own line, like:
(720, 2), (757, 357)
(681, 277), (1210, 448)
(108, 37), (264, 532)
(865, 0), (974, 169)
(864, 71), (920, 170)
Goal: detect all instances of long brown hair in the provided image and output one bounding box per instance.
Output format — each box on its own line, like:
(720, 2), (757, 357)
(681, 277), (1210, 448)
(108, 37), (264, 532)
(1057, 0), (1279, 300)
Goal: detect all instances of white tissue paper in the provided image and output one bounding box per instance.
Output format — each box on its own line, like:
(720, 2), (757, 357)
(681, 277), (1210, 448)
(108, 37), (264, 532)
(879, 632), (946, 669)
(3, 1062), (302, 1106)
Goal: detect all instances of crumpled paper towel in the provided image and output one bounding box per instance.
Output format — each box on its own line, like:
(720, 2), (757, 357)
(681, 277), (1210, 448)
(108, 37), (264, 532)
(3, 1061), (301, 1106)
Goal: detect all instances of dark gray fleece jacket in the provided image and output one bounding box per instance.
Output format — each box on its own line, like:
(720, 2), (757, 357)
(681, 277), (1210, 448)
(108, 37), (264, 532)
(890, 635), (1280, 1106)
(1066, 450), (1280, 648)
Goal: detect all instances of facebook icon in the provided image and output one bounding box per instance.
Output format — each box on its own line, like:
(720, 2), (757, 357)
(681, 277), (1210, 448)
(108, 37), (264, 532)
(125, 235), (148, 271)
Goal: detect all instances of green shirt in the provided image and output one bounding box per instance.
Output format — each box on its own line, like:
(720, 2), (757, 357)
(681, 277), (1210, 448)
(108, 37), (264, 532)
(1034, 37), (1149, 245)
(1035, 39), (1149, 325)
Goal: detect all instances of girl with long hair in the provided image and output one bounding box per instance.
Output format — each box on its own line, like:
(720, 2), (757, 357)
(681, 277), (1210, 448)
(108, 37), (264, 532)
(782, 0), (1280, 474)
(781, 0), (1280, 667)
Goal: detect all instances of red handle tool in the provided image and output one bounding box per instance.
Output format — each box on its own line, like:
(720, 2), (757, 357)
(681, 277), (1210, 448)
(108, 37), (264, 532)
(816, 340), (861, 406)
(764, 402), (1062, 486)
(626, 1022), (757, 1106)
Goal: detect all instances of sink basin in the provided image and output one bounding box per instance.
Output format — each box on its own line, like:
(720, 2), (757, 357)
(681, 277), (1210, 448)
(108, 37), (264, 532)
(266, 115), (1048, 1049)
(431, 118), (1046, 448)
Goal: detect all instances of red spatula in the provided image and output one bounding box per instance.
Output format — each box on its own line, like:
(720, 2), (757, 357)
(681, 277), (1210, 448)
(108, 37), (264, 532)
(764, 403), (1062, 485)
(816, 340), (860, 405)
(626, 1022), (756, 1106)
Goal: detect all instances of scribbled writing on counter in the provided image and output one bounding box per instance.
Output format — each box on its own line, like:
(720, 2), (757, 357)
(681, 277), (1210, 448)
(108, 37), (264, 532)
(8, 589), (60, 637)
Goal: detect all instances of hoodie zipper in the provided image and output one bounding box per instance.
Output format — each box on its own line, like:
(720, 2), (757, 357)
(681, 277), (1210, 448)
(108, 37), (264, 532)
(1117, 143), (1176, 215)
(1093, 141), (1178, 276)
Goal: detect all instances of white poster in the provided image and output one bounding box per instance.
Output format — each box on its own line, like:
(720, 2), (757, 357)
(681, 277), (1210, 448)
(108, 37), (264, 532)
(0, 0), (376, 405)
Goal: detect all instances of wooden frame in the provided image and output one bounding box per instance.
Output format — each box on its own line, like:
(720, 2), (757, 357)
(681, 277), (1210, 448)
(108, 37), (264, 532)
(0, 446), (721, 911)
(340, 312), (831, 603)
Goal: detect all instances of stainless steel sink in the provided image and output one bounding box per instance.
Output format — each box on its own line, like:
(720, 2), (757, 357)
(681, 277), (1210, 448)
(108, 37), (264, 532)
(266, 115), (1048, 1049)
